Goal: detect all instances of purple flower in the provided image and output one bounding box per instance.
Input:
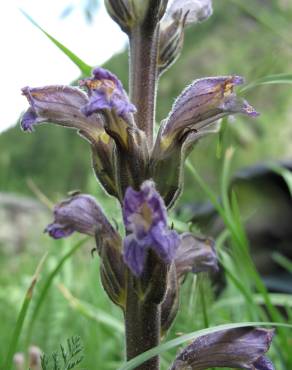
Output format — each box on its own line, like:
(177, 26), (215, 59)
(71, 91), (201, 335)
(169, 327), (275, 370)
(21, 85), (104, 137)
(165, 0), (213, 25)
(174, 233), (218, 282)
(45, 193), (116, 240)
(150, 75), (259, 206)
(163, 75), (259, 141)
(123, 180), (180, 276)
(80, 67), (136, 119)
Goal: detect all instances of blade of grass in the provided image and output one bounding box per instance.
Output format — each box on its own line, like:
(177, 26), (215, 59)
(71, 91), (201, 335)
(58, 283), (124, 333)
(240, 74), (292, 94)
(118, 322), (292, 370)
(25, 238), (88, 348)
(20, 10), (92, 76)
(272, 253), (292, 274)
(4, 253), (48, 370)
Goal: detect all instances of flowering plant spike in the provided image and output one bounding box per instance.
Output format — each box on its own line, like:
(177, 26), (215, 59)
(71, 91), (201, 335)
(21, 0), (275, 369)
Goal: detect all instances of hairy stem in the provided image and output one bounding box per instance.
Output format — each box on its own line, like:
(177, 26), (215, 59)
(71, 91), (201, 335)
(125, 272), (160, 370)
(129, 22), (160, 148)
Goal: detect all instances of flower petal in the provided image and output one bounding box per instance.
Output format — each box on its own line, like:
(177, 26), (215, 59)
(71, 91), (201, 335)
(175, 233), (218, 283)
(80, 67), (136, 119)
(163, 76), (258, 142)
(166, 0), (213, 25)
(122, 181), (180, 276)
(21, 85), (104, 140)
(45, 193), (116, 240)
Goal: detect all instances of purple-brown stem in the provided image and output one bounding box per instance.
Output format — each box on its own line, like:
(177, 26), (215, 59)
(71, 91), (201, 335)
(125, 272), (161, 370)
(129, 10), (161, 148)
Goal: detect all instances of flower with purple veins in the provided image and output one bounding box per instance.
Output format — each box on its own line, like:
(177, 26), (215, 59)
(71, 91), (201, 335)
(80, 67), (136, 119)
(45, 193), (115, 240)
(123, 180), (180, 276)
(163, 75), (259, 140)
(170, 327), (275, 370)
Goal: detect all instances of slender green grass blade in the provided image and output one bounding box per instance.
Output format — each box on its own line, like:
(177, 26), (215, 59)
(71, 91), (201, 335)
(240, 74), (292, 94)
(118, 322), (292, 370)
(25, 238), (88, 348)
(58, 283), (124, 332)
(4, 253), (48, 370)
(272, 253), (292, 274)
(20, 10), (92, 76)
(214, 293), (292, 310)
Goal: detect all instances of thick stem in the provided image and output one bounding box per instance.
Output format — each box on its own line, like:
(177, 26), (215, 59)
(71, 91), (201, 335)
(129, 25), (159, 148)
(125, 272), (160, 370)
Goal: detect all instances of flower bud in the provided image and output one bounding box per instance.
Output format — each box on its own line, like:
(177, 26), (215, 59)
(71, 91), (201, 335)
(29, 346), (42, 370)
(13, 353), (25, 370)
(166, 0), (213, 26)
(105, 0), (168, 34)
(158, 10), (187, 74)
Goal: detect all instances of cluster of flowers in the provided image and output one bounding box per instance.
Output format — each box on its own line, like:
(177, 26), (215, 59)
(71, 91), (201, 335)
(21, 0), (274, 369)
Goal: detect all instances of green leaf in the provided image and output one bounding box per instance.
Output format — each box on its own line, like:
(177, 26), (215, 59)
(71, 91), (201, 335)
(21, 10), (92, 76)
(25, 238), (88, 348)
(118, 322), (292, 370)
(58, 283), (124, 332)
(240, 74), (292, 94)
(4, 253), (48, 370)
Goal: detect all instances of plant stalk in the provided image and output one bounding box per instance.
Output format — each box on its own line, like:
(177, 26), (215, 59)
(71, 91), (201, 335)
(129, 23), (160, 148)
(125, 272), (160, 370)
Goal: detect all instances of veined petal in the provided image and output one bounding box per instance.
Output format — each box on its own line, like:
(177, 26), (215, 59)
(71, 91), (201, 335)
(162, 76), (258, 144)
(150, 76), (258, 206)
(123, 234), (148, 277)
(45, 193), (117, 240)
(169, 328), (274, 370)
(80, 67), (136, 119)
(21, 85), (103, 140)
(21, 84), (120, 198)
(175, 233), (218, 283)
(122, 181), (180, 276)
(165, 0), (213, 25)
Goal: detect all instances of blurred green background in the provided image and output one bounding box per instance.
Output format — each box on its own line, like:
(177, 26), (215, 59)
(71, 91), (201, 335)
(1, 1), (292, 369)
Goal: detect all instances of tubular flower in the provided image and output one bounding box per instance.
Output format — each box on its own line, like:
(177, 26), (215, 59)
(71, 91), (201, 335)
(45, 193), (116, 239)
(21, 85), (104, 139)
(150, 75), (259, 206)
(123, 180), (180, 276)
(174, 233), (218, 282)
(165, 0), (213, 25)
(80, 67), (136, 119)
(20, 84), (119, 197)
(169, 327), (275, 370)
